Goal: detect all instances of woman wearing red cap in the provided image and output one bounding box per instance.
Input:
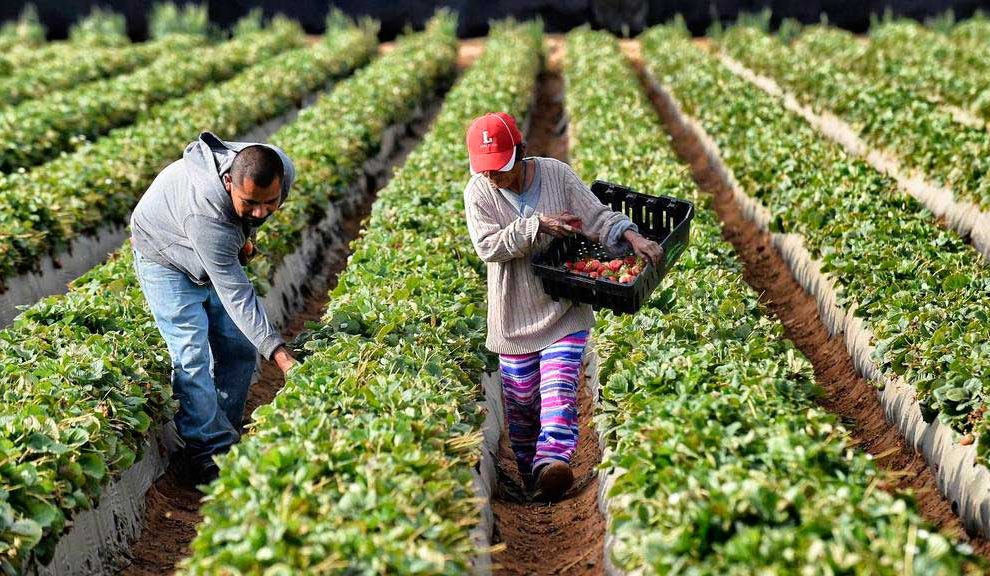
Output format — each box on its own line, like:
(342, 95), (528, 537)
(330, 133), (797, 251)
(463, 112), (662, 500)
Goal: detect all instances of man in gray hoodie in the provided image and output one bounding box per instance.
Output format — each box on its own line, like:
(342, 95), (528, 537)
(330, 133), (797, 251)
(131, 131), (297, 485)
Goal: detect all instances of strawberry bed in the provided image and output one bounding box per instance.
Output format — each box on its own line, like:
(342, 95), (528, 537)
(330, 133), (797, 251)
(181, 19), (542, 574)
(565, 26), (984, 574)
(0, 22), (375, 290)
(0, 16), (467, 572)
(0, 20), (302, 174)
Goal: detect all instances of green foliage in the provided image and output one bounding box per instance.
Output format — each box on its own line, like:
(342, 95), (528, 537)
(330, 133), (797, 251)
(181, 17), (544, 574)
(925, 10), (956, 34)
(573, 25), (985, 573)
(149, 2), (213, 39)
(0, 4), (45, 51)
(720, 24), (990, 210)
(0, 25), (302, 175)
(68, 6), (129, 47)
(0, 26), (377, 572)
(658, 26), (990, 460)
(232, 7), (264, 37)
(0, 35), (201, 110)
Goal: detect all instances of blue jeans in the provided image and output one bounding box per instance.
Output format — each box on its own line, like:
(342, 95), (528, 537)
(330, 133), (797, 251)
(133, 248), (258, 467)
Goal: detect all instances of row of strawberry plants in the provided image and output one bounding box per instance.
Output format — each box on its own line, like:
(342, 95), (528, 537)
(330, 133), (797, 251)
(567, 26), (983, 574)
(861, 20), (990, 121)
(950, 15), (990, 48)
(719, 25), (990, 212)
(0, 21), (303, 174)
(180, 20), (542, 574)
(0, 23), (373, 290)
(247, 19), (459, 293)
(0, 22), (381, 572)
(646, 26), (990, 459)
(0, 34), (203, 108)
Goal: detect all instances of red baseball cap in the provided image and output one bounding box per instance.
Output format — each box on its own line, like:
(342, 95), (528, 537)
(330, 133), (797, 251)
(466, 112), (523, 174)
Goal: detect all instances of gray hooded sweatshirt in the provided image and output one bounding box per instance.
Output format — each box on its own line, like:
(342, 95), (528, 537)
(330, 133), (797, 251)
(131, 132), (295, 360)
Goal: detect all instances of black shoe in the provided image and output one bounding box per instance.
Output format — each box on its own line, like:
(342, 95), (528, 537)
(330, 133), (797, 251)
(533, 461), (574, 502)
(174, 451), (220, 491)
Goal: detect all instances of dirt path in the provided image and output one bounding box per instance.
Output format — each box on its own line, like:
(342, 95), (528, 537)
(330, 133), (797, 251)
(620, 41), (990, 558)
(489, 36), (606, 576)
(117, 83), (446, 576)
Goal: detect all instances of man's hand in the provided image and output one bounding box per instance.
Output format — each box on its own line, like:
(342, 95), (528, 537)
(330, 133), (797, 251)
(538, 212), (583, 238)
(624, 230), (663, 266)
(272, 345), (296, 375)
(238, 240), (255, 266)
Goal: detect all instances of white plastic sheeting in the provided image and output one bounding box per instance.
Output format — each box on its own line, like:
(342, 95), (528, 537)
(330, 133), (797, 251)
(0, 89), (329, 331)
(646, 68), (990, 538)
(24, 99), (433, 575)
(718, 54), (990, 262)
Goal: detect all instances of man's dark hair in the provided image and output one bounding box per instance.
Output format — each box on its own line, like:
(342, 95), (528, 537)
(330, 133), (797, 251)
(230, 145), (284, 188)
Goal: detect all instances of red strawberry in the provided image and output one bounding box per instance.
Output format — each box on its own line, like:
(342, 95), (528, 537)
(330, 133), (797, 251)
(623, 256), (637, 266)
(573, 261), (586, 271)
(608, 259), (623, 271)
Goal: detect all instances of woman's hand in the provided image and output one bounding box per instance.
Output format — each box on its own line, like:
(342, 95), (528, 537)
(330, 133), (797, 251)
(624, 230), (663, 266)
(538, 212), (583, 238)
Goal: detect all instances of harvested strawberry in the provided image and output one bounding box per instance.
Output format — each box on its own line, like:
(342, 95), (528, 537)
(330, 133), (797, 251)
(574, 261), (586, 271)
(588, 271), (600, 279)
(619, 273), (633, 283)
(623, 256), (637, 266)
(587, 259), (602, 272)
(607, 259), (623, 271)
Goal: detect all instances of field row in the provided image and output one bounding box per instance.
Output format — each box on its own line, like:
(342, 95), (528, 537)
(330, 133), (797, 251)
(0, 22), (367, 290)
(706, 24), (990, 456)
(0, 16), (410, 571)
(567, 27), (982, 573)
(0, 21), (301, 174)
(180, 19), (541, 573)
(2, 13), (989, 574)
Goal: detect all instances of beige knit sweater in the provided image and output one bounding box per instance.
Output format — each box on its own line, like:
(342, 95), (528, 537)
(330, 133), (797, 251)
(464, 157), (629, 355)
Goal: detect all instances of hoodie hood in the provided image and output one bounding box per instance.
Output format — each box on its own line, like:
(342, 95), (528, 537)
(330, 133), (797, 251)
(182, 131), (295, 225)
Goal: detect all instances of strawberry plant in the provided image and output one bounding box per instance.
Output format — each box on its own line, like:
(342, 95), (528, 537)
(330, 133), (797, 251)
(0, 19), (394, 572)
(0, 24), (376, 290)
(180, 19), (543, 574)
(0, 21), (303, 173)
(646, 26), (990, 458)
(248, 16), (458, 293)
(857, 20), (990, 121)
(0, 34), (203, 109)
(719, 25), (990, 211)
(568, 27), (984, 573)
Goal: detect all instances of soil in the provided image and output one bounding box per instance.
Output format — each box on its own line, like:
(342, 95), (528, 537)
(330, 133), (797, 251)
(620, 42), (990, 558)
(489, 36), (607, 576)
(117, 81), (443, 576)
(458, 38), (485, 69)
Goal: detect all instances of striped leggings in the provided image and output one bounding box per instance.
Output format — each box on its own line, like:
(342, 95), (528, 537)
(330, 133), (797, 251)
(498, 330), (588, 476)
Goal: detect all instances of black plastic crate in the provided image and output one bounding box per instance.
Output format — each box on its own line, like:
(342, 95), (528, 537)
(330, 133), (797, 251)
(531, 180), (694, 314)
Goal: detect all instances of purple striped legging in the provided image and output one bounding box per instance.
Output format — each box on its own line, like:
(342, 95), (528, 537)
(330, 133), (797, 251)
(498, 330), (588, 476)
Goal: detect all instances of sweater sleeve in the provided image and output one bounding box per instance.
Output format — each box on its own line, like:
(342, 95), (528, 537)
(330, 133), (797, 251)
(185, 214), (285, 359)
(561, 163), (632, 246)
(465, 184), (541, 263)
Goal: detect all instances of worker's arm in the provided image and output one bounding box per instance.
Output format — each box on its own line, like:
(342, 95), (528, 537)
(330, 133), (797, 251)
(562, 164), (632, 245)
(464, 187), (541, 263)
(184, 214), (292, 367)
